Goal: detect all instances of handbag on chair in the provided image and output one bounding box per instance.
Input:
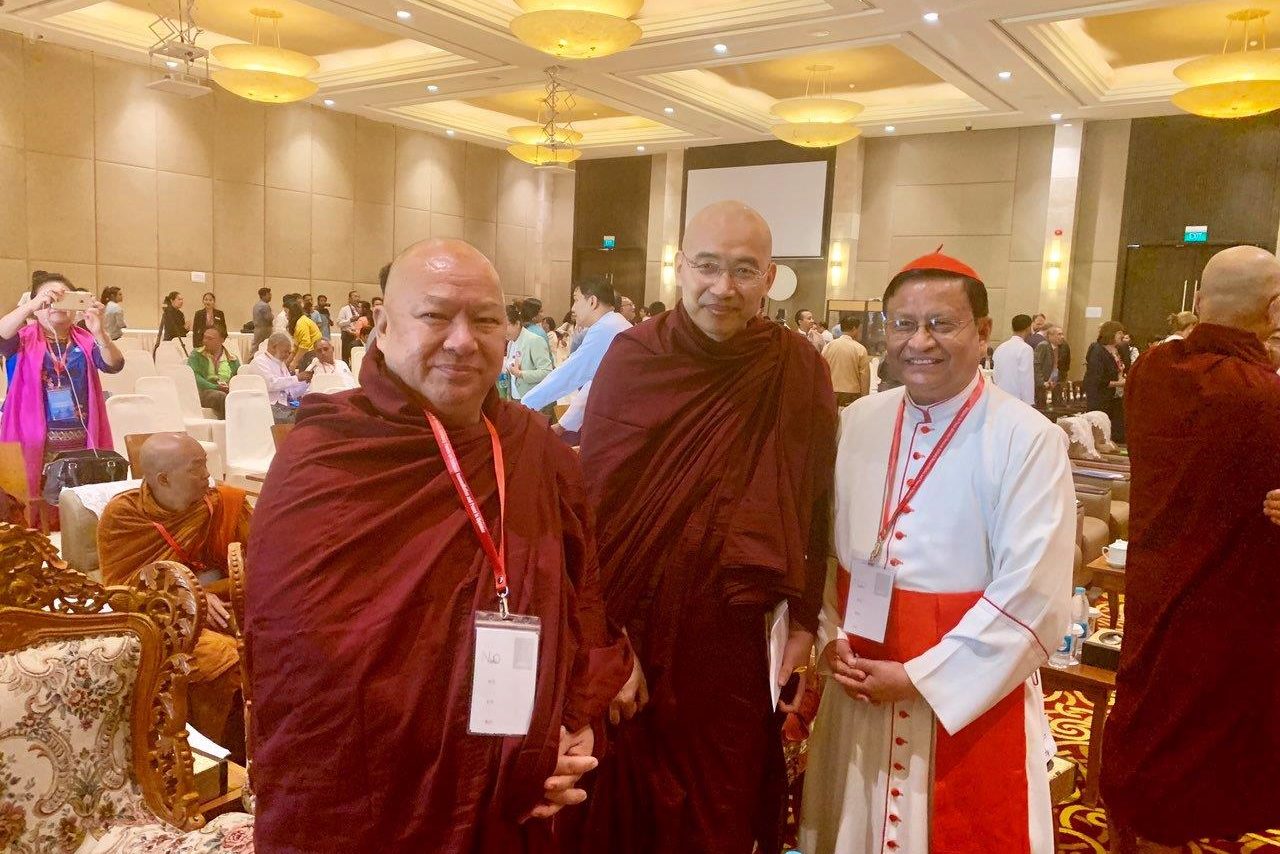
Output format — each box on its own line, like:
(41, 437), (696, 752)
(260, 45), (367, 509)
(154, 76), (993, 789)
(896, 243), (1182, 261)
(40, 449), (129, 506)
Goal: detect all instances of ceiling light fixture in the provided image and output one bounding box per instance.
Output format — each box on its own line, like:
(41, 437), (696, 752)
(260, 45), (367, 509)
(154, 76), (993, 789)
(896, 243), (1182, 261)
(446, 129), (456, 136)
(713, 43), (729, 54)
(998, 70), (1012, 80)
(1172, 9), (1280, 119)
(165, 60), (179, 69)
(427, 84), (439, 92)
(770, 64), (862, 149)
(885, 125), (895, 132)
(922, 11), (939, 23)
(507, 65), (583, 168)
(323, 98), (335, 106)
(1050, 112), (1062, 121)
(510, 1), (643, 60)
(812, 30), (830, 37)
(636, 145), (645, 151)
(396, 9), (411, 19)
(211, 9), (319, 104)
(663, 106), (674, 114)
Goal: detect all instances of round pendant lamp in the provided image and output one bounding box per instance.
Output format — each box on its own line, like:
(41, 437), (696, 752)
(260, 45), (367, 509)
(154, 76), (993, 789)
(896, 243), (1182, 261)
(506, 144), (584, 166)
(511, 0), (643, 60)
(507, 67), (582, 167)
(212, 9), (319, 104)
(770, 66), (863, 149)
(508, 124), (584, 146)
(1172, 9), (1280, 119)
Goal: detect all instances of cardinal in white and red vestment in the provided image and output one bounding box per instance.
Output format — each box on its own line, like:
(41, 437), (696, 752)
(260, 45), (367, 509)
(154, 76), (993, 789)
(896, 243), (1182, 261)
(798, 250), (1076, 854)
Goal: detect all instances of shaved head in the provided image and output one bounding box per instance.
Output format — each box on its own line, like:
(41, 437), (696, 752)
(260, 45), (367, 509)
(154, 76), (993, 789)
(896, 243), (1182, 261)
(1197, 246), (1280, 366)
(377, 239), (507, 426)
(139, 432), (209, 513)
(677, 201), (776, 341)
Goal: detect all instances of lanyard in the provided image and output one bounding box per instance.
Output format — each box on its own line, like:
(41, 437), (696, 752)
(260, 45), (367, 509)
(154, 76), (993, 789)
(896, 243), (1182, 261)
(151, 494), (216, 572)
(425, 411), (510, 618)
(871, 376), (985, 564)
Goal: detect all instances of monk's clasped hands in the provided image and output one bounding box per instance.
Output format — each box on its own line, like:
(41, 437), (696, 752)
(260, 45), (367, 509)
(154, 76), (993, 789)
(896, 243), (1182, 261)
(526, 725), (596, 821)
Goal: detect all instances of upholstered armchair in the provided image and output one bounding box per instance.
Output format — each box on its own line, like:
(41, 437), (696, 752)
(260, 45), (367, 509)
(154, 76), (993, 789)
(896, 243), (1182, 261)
(0, 523), (253, 853)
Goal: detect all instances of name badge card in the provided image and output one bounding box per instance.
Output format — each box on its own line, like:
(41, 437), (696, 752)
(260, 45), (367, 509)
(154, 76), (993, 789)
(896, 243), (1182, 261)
(841, 557), (894, 643)
(46, 386), (77, 422)
(470, 612), (541, 737)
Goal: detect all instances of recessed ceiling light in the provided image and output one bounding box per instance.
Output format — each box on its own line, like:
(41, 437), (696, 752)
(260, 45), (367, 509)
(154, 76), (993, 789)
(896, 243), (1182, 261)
(922, 11), (939, 23)
(663, 106), (675, 114)
(713, 43), (729, 54)
(998, 70), (1012, 80)
(885, 125), (896, 133)
(811, 30), (830, 37)
(165, 60), (179, 69)
(445, 129), (455, 137)
(1050, 112), (1063, 121)
(323, 99), (335, 107)
(636, 145), (646, 152)
(396, 9), (411, 19)
(427, 84), (439, 93)
(1064, 123), (1074, 127)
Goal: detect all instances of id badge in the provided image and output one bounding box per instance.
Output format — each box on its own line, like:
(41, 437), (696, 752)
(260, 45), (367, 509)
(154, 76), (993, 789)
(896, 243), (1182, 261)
(46, 386), (77, 422)
(841, 556), (895, 643)
(469, 612), (541, 736)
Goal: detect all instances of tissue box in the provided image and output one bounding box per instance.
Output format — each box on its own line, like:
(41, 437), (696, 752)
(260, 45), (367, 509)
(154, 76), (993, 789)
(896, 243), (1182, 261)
(191, 749), (229, 803)
(1081, 628), (1123, 671)
(1049, 756), (1077, 805)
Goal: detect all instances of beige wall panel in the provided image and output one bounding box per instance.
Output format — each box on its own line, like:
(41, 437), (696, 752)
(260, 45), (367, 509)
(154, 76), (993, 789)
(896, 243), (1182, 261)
(394, 128), (434, 211)
(1078, 121), (1130, 264)
(394, 207), (432, 255)
(430, 212), (464, 241)
(311, 281), (352, 307)
(887, 235), (1012, 291)
(464, 144), (498, 224)
(96, 161), (157, 268)
(855, 140), (899, 262)
(98, 265), (158, 327)
(24, 43), (94, 159)
(156, 93), (213, 177)
(525, 225), (544, 300)
(894, 128), (1019, 186)
(213, 90), (265, 186)
(1010, 126), (1053, 262)
(265, 188), (312, 279)
(157, 172), (213, 272)
(549, 174), (575, 264)
(985, 288), (1008, 341)
(93, 57), (156, 169)
(0, 258), (28, 310)
(495, 223), (527, 291)
(29, 261), (95, 294)
(890, 182), (1014, 237)
(311, 108), (356, 200)
(497, 157), (534, 228)
(0, 35), (23, 150)
(211, 272), (264, 334)
(354, 202), (393, 285)
(430, 136), (467, 218)
(27, 152), (95, 263)
(549, 260), (572, 305)
(1004, 262), (1047, 330)
(312, 195), (354, 282)
(213, 180), (264, 275)
(851, 261), (890, 300)
(265, 276), (309, 298)
(0, 145), (26, 260)
(464, 218), (497, 263)
(354, 118), (395, 205)
(265, 102), (312, 193)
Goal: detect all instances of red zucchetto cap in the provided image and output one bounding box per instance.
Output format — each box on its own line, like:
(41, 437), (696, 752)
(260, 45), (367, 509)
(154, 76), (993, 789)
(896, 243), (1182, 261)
(896, 244), (983, 285)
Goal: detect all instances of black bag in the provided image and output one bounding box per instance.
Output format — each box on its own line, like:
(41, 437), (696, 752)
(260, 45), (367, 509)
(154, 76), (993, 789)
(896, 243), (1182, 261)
(41, 449), (129, 506)
(241, 320), (255, 334)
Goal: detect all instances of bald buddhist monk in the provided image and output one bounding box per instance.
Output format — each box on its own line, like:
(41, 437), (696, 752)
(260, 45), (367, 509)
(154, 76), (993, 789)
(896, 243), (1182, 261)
(571, 202), (837, 854)
(1102, 245), (1280, 852)
(97, 432), (246, 745)
(247, 238), (631, 854)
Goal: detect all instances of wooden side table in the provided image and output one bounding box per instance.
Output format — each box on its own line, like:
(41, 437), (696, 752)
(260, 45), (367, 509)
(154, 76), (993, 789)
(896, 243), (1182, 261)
(1041, 661), (1116, 806)
(1084, 555), (1126, 627)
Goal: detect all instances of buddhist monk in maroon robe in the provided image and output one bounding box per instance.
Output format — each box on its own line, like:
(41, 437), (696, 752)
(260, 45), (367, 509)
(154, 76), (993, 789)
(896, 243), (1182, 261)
(247, 238), (631, 854)
(569, 201), (837, 854)
(1102, 245), (1280, 851)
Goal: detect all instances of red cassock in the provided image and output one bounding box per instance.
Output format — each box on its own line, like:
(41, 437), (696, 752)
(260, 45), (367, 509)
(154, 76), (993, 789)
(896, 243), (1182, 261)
(246, 349), (631, 854)
(568, 304), (837, 854)
(1101, 323), (1280, 844)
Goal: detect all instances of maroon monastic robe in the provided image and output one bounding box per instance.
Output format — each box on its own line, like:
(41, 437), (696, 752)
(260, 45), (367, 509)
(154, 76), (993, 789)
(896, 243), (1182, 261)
(1101, 324), (1280, 843)
(247, 348), (631, 854)
(570, 304), (837, 854)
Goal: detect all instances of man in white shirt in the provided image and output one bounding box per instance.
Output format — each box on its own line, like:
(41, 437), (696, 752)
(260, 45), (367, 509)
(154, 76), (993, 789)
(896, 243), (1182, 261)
(993, 313), (1036, 405)
(797, 308), (834, 351)
(799, 250), (1074, 854)
(247, 333), (310, 424)
(519, 277), (632, 443)
(308, 338), (357, 389)
(336, 289), (363, 362)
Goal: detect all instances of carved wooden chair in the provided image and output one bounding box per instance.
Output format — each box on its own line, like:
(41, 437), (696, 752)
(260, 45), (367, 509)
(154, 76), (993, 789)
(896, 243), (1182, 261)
(226, 542), (255, 813)
(0, 523), (254, 853)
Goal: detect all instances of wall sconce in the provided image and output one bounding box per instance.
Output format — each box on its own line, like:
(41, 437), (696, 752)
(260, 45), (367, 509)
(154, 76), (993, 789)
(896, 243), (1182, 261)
(661, 244), (677, 288)
(1045, 230), (1063, 290)
(828, 240), (847, 289)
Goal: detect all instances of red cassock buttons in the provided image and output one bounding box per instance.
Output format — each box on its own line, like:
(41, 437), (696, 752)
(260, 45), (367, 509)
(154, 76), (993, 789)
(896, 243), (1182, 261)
(895, 737), (907, 746)
(912, 451), (922, 460)
(921, 426), (932, 434)
(905, 478), (916, 487)
(890, 559), (903, 566)
(889, 814), (901, 824)
(890, 788), (903, 797)
(887, 842), (899, 850)
(898, 710), (910, 719)
(893, 763), (905, 771)
(895, 531), (906, 540)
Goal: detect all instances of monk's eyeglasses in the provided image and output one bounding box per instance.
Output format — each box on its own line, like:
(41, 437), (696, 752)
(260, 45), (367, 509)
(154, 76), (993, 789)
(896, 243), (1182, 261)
(886, 316), (974, 339)
(688, 261), (768, 286)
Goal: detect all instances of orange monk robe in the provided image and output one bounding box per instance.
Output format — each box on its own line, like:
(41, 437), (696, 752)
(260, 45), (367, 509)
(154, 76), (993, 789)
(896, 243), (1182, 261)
(97, 483), (249, 742)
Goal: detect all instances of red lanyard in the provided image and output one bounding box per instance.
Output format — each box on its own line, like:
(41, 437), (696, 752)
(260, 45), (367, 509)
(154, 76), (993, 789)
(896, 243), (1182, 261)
(871, 375), (985, 564)
(151, 494), (216, 572)
(425, 411), (510, 617)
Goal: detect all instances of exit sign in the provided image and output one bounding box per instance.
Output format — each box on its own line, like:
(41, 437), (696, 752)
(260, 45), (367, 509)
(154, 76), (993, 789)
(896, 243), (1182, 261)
(602, 235), (616, 249)
(1184, 225), (1208, 243)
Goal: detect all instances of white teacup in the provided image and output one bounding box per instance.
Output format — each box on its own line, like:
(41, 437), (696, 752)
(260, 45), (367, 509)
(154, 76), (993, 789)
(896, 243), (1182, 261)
(1103, 540), (1128, 568)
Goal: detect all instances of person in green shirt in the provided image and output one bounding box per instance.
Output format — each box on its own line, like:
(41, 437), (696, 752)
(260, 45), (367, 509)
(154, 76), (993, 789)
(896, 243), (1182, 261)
(188, 326), (240, 418)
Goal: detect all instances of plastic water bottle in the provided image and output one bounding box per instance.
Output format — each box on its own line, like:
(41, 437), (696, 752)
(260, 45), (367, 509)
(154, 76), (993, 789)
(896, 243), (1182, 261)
(1071, 587), (1090, 663)
(1050, 625), (1075, 667)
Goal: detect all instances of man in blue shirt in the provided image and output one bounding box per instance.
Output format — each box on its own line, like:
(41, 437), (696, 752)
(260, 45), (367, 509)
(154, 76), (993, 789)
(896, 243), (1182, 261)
(520, 277), (631, 442)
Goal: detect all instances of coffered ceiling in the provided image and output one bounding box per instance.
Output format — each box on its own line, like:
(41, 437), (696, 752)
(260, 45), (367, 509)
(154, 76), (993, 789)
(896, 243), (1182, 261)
(0, 0), (1268, 157)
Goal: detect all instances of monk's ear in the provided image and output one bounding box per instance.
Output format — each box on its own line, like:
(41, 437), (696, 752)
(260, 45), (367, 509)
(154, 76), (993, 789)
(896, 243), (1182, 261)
(374, 303), (388, 336)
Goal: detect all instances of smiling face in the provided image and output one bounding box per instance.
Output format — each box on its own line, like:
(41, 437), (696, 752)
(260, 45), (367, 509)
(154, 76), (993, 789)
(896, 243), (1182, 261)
(885, 276), (991, 406)
(677, 201), (776, 342)
(378, 239), (506, 428)
(202, 293), (215, 310)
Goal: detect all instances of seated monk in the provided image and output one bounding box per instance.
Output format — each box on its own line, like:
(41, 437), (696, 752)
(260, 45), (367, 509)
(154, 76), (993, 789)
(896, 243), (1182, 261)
(97, 432), (248, 750)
